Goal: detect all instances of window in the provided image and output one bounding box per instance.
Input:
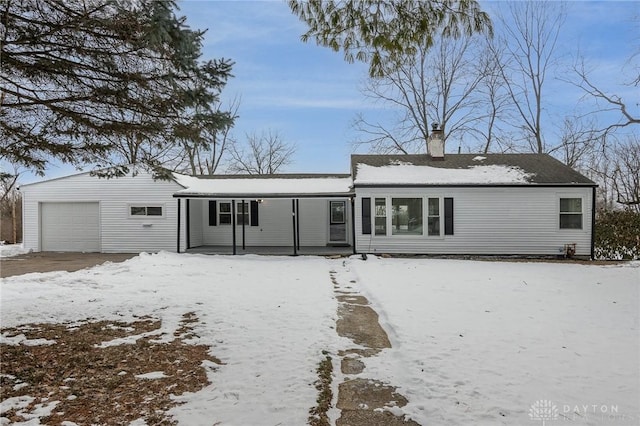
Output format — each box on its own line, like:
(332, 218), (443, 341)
(427, 198), (440, 236)
(217, 201), (254, 225)
(219, 202), (232, 224)
(236, 201), (249, 225)
(392, 198), (422, 235)
(374, 198), (387, 235)
(560, 198), (582, 229)
(130, 205), (163, 217)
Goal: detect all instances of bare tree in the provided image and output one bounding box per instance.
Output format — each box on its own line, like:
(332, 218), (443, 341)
(492, 0), (566, 153)
(0, 164), (22, 243)
(174, 97), (240, 175)
(228, 130), (296, 175)
(551, 117), (600, 169)
(585, 135), (640, 212)
(472, 37), (513, 153)
(354, 35), (486, 154)
(569, 59), (639, 133)
(610, 137), (640, 211)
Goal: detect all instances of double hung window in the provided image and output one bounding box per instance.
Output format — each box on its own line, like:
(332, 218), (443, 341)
(560, 198), (582, 229)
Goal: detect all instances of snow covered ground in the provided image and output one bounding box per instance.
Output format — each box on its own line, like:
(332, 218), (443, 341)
(1, 252), (638, 425)
(0, 243), (29, 258)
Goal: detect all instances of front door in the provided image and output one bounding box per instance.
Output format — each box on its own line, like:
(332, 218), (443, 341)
(329, 201), (347, 244)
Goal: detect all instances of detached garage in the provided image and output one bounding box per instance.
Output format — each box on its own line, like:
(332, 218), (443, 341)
(20, 171), (185, 253)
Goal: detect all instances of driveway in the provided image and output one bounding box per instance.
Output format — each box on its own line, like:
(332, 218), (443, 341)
(0, 252), (138, 278)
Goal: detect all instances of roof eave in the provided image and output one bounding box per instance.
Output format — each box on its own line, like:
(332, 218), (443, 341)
(173, 192), (355, 199)
(352, 182), (597, 188)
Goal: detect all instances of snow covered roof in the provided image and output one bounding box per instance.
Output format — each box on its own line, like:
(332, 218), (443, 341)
(352, 154), (596, 186)
(173, 173), (354, 198)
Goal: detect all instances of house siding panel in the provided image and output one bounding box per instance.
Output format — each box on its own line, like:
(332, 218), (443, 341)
(355, 186), (592, 256)
(21, 172), (186, 253)
(189, 199), (204, 248)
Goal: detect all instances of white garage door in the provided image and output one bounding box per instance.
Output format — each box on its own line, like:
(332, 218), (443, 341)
(41, 202), (100, 252)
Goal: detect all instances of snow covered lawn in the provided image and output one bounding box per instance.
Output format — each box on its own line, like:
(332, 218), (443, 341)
(1, 253), (638, 425)
(0, 243), (29, 258)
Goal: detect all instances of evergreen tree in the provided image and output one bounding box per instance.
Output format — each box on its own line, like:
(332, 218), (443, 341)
(1, 0), (233, 176)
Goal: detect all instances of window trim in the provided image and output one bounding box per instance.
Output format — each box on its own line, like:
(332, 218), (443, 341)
(559, 196), (584, 230)
(128, 204), (165, 218)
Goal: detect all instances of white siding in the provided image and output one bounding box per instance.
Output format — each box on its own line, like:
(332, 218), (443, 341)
(199, 198), (351, 247)
(21, 172), (186, 253)
(188, 199), (204, 248)
(355, 186), (593, 256)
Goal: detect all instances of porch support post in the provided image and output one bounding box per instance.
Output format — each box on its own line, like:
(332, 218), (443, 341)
(351, 197), (356, 254)
(232, 199), (237, 255)
(591, 186), (596, 260)
(292, 199), (298, 256)
(186, 199), (191, 250)
(242, 199), (246, 250)
(176, 198), (181, 253)
(295, 199), (300, 250)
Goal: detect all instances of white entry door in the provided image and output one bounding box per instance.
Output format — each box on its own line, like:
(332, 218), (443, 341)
(41, 202), (100, 252)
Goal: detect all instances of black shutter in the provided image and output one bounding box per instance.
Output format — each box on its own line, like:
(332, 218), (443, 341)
(208, 200), (217, 226)
(444, 198), (454, 235)
(250, 200), (259, 226)
(362, 197), (371, 235)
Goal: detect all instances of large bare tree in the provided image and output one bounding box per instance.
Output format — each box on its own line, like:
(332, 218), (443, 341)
(354, 35), (486, 154)
(228, 130), (296, 175)
(490, 0), (566, 153)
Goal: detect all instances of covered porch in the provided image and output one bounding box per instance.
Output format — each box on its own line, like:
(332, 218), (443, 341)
(186, 245), (354, 256)
(173, 174), (355, 256)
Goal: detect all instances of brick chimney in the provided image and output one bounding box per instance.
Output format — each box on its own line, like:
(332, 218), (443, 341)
(428, 123), (444, 160)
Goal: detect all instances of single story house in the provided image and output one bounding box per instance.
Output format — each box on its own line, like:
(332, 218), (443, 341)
(20, 134), (596, 257)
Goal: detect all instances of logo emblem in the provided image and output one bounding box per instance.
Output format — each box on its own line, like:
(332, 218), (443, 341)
(529, 400), (558, 425)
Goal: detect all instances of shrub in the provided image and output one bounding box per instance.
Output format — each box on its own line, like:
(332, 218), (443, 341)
(594, 210), (640, 260)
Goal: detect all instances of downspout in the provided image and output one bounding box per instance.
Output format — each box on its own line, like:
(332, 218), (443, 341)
(177, 198), (181, 253)
(232, 199), (237, 255)
(591, 186), (596, 260)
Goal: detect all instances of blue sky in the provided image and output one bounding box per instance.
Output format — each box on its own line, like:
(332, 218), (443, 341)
(19, 0), (639, 184)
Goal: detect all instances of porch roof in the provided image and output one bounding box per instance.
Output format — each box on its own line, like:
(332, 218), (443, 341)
(172, 173), (354, 198)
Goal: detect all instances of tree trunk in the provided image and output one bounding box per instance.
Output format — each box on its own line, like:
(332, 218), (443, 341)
(12, 196), (17, 244)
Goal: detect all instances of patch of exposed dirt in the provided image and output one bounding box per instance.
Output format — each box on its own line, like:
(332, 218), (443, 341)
(308, 352), (333, 426)
(0, 313), (220, 425)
